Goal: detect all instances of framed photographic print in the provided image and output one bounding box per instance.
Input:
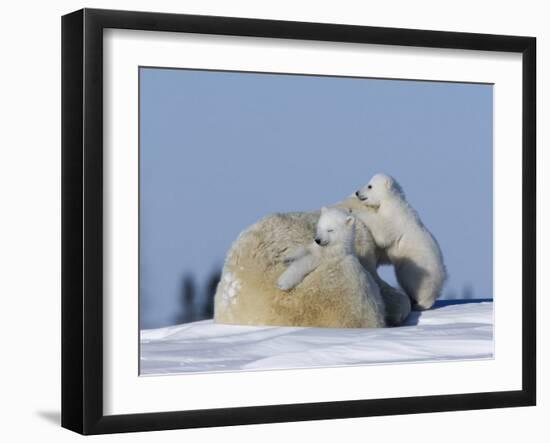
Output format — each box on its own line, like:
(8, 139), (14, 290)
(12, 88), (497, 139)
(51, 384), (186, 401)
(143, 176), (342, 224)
(61, 8), (536, 435)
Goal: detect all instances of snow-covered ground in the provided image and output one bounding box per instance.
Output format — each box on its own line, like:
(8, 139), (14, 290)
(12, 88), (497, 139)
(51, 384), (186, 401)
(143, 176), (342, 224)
(140, 300), (493, 375)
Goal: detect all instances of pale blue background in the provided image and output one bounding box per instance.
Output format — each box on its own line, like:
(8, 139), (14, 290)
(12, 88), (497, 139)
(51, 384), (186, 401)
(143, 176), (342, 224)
(140, 68), (493, 329)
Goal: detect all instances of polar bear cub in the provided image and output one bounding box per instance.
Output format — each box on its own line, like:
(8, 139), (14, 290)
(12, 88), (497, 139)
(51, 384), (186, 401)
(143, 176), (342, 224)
(353, 173), (447, 310)
(275, 207), (386, 327)
(278, 207), (358, 291)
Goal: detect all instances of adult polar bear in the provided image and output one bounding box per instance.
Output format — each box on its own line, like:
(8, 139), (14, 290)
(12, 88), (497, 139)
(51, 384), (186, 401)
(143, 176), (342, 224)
(352, 173), (447, 310)
(213, 173), (445, 326)
(215, 207), (386, 328)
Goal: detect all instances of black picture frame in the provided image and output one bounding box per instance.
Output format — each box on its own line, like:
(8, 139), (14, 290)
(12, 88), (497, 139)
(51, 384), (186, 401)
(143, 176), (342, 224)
(61, 8), (536, 435)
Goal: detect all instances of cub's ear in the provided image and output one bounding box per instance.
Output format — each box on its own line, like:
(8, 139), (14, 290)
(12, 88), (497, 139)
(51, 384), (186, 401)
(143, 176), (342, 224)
(345, 215), (355, 226)
(321, 206), (328, 213)
(384, 175), (394, 189)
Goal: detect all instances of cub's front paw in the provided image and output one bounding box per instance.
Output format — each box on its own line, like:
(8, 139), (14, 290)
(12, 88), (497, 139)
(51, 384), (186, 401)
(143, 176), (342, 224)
(277, 276), (294, 291)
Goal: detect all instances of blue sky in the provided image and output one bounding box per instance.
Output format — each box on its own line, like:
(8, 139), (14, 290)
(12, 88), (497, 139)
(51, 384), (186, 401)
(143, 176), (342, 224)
(139, 67), (493, 329)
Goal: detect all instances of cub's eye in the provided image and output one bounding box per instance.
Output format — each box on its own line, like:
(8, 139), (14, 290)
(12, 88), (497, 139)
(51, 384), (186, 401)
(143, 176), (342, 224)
(327, 229), (334, 233)
(367, 185), (372, 189)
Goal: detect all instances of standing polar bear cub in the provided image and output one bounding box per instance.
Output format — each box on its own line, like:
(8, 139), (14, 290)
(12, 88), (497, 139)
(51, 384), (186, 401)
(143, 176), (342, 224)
(215, 207), (386, 328)
(352, 173), (447, 310)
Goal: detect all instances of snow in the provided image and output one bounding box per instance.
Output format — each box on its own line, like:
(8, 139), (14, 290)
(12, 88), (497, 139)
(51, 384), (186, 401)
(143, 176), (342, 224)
(140, 300), (493, 375)
(217, 272), (241, 310)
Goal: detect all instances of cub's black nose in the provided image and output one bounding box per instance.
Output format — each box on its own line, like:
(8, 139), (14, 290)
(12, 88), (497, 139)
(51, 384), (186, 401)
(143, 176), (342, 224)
(355, 191), (360, 197)
(315, 238), (321, 245)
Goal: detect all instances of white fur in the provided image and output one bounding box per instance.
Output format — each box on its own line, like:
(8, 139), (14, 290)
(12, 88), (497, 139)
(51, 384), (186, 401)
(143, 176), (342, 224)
(352, 173), (447, 310)
(277, 207), (356, 291)
(214, 207), (387, 328)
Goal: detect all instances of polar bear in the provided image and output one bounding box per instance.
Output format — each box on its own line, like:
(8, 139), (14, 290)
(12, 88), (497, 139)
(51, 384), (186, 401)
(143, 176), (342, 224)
(214, 207), (385, 328)
(278, 207), (368, 292)
(276, 207), (356, 292)
(350, 173), (447, 310)
(214, 209), (411, 326)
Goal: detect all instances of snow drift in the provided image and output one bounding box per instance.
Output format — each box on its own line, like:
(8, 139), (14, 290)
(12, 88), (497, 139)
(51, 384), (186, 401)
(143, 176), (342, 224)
(140, 300), (493, 375)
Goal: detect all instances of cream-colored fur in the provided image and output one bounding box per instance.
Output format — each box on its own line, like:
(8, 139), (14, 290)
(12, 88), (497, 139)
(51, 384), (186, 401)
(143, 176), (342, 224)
(214, 208), (386, 328)
(352, 173), (447, 310)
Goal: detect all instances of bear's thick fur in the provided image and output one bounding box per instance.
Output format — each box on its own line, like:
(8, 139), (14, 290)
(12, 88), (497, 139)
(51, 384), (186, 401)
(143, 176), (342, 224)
(214, 208), (386, 328)
(352, 173), (447, 310)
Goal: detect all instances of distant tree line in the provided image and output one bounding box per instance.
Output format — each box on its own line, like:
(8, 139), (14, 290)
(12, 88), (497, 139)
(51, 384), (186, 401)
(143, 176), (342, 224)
(175, 269), (222, 324)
